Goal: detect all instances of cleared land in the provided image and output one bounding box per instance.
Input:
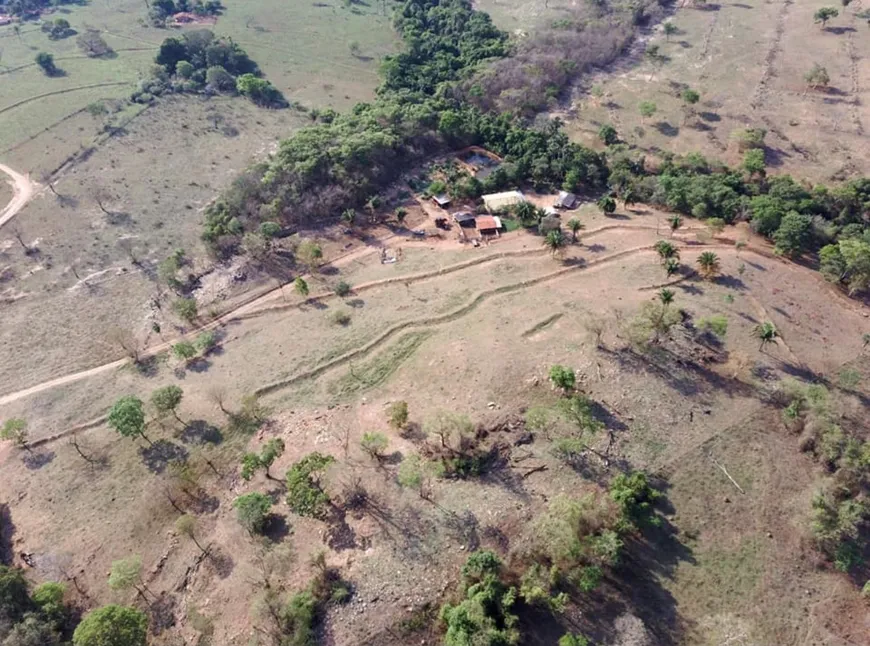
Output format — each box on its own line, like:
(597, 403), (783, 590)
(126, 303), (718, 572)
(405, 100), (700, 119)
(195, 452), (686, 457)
(562, 0), (870, 182)
(2, 201), (868, 644)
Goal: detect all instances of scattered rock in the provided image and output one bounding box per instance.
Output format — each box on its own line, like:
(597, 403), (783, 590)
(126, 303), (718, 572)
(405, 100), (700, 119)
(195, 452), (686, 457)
(724, 496), (731, 503)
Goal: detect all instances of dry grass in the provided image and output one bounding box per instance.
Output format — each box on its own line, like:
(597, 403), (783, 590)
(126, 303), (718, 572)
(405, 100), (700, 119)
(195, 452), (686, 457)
(563, 0), (870, 181)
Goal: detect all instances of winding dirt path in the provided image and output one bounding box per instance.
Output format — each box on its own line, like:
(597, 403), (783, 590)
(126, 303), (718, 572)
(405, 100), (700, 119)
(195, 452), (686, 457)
(0, 163), (35, 230)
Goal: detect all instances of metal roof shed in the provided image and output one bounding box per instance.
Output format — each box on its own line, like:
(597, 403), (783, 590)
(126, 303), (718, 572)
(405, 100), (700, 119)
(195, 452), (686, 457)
(482, 190), (524, 213)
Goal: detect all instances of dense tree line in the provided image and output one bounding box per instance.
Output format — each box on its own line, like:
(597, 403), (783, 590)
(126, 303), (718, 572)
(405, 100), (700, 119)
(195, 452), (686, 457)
(609, 147), (870, 295)
(203, 0), (608, 256)
(0, 0), (76, 17)
(134, 30), (285, 108)
(0, 564), (147, 646)
(147, 0), (223, 27)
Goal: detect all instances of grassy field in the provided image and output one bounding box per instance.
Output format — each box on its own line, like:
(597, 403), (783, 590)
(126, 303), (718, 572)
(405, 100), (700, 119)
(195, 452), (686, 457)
(562, 0), (870, 181)
(0, 0), (397, 155)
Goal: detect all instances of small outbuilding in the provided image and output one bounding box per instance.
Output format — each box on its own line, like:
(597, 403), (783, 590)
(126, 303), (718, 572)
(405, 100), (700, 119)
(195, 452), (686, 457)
(539, 215), (562, 234)
(453, 211), (477, 228)
(476, 215), (502, 235)
(555, 191), (578, 210)
(432, 194), (452, 209)
(482, 190), (524, 213)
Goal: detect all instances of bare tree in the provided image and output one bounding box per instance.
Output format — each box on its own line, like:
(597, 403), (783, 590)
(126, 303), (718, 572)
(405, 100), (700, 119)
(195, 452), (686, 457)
(8, 224), (31, 254)
(107, 327), (143, 364)
(38, 170), (58, 197)
(91, 186), (114, 215)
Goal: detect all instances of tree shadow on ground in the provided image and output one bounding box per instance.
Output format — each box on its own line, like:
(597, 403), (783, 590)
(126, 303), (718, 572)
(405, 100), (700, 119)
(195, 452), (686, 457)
(140, 440), (189, 474)
(0, 505), (14, 565)
(654, 121), (680, 137)
(180, 420), (223, 445)
(713, 274), (746, 290)
(264, 514), (292, 544)
(206, 546), (235, 579)
(149, 593), (177, 636)
(22, 450), (55, 470)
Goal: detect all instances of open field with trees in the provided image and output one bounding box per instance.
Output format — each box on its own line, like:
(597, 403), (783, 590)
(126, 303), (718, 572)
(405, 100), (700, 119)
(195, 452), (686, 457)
(2, 0), (870, 644)
(562, 0), (870, 182)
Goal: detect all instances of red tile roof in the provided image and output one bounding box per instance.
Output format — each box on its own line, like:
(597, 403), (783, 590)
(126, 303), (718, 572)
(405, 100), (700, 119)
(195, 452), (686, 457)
(476, 215), (499, 231)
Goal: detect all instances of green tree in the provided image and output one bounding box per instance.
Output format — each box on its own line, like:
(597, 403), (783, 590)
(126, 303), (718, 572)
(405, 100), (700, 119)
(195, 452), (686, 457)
(4, 613), (62, 646)
(397, 454), (440, 499)
(440, 551), (520, 646)
(597, 124), (618, 145)
(543, 228), (567, 257)
(175, 60), (194, 79)
(233, 492), (273, 534)
(658, 288), (675, 307)
(334, 280), (352, 297)
(814, 7), (839, 28)
(663, 21), (678, 41)
(742, 149), (766, 178)
(341, 208), (355, 226)
(805, 63), (830, 89)
(664, 257), (681, 277)
(559, 634), (589, 646)
(597, 195), (617, 215)
(32, 581), (67, 627)
(514, 201), (538, 226)
(107, 556), (151, 601)
(1, 418), (30, 452)
(35, 52), (58, 76)
(151, 385), (184, 425)
(297, 240), (323, 268)
(388, 401), (409, 430)
(654, 240), (679, 262)
(294, 277), (309, 297)
(821, 238), (870, 294)
(754, 321), (778, 352)
(175, 515), (209, 555)
(773, 211), (813, 257)
(668, 214), (682, 236)
(696, 251), (720, 279)
(173, 297), (198, 323)
(549, 365), (576, 393)
(395, 207), (407, 224)
(639, 100), (657, 123)
(286, 452), (335, 517)
(681, 88), (700, 121)
(241, 438), (285, 481)
(566, 218), (583, 243)
(172, 341), (197, 362)
(360, 432), (389, 461)
(0, 565), (32, 624)
(73, 605), (147, 646)
(609, 471), (661, 530)
(206, 65), (235, 91)
(235, 73), (284, 107)
(108, 396), (149, 443)
(195, 330), (218, 353)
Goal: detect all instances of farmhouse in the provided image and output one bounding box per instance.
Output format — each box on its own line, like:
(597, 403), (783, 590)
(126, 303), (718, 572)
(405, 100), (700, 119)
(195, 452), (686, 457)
(482, 190), (524, 213)
(476, 215), (502, 235)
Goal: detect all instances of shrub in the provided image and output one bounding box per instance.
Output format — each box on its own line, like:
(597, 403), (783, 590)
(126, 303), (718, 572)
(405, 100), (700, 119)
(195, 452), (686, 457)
(334, 281), (352, 297)
(549, 365), (576, 392)
(331, 310), (351, 326)
(698, 315), (728, 338)
(360, 432), (389, 460)
(286, 453), (335, 517)
(173, 297), (198, 323)
(388, 401), (409, 430)
(233, 492), (273, 534)
(731, 128), (766, 152)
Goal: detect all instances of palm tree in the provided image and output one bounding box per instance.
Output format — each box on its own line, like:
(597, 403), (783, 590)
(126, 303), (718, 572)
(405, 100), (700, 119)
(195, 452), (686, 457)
(754, 321), (778, 352)
(514, 201), (537, 226)
(542, 229), (567, 258)
(668, 214), (682, 237)
(664, 257), (681, 277)
(341, 208), (355, 226)
(654, 240), (679, 262)
(567, 218), (583, 243)
(697, 251), (720, 279)
(658, 288), (675, 306)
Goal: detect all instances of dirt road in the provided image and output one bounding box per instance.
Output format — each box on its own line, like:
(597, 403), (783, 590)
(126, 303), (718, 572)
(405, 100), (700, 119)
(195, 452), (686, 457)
(0, 163), (35, 230)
